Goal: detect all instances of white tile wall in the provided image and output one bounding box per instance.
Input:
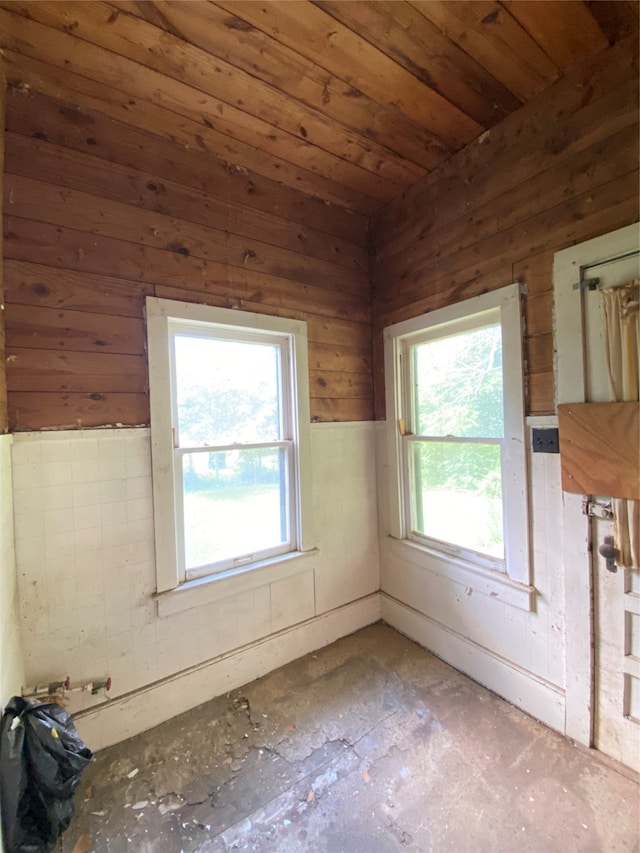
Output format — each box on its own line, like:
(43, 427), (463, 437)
(13, 424), (380, 714)
(8, 413), (570, 732)
(0, 435), (24, 706)
(312, 423), (380, 614)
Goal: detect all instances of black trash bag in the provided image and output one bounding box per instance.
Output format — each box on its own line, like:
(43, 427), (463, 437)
(0, 696), (93, 853)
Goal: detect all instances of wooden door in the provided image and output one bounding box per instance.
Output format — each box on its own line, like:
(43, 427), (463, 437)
(555, 224), (640, 770)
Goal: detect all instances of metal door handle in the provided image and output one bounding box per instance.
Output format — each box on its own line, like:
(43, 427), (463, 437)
(598, 536), (619, 572)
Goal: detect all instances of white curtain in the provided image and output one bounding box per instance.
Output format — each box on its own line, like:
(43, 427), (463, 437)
(601, 280), (639, 568)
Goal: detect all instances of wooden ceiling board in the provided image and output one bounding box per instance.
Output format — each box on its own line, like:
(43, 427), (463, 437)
(9, 0), (424, 193)
(313, 0), (523, 126)
(0, 0), (635, 214)
(113, 1), (449, 173)
(372, 33), (639, 247)
(1, 4), (397, 207)
(410, 0), (561, 100)
(504, 1), (609, 67)
(587, 0), (640, 43)
(216, 0), (483, 147)
(2, 45), (378, 215)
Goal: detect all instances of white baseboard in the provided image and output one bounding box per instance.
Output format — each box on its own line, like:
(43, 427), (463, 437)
(381, 593), (565, 734)
(75, 593), (381, 750)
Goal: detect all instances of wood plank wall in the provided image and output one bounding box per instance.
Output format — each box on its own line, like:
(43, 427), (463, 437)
(2, 89), (372, 430)
(370, 37), (639, 419)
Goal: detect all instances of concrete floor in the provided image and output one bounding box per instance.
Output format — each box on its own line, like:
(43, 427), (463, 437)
(63, 624), (639, 853)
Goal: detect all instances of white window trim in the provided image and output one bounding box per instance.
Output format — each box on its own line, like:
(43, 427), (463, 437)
(383, 283), (533, 610)
(146, 298), (316, 616)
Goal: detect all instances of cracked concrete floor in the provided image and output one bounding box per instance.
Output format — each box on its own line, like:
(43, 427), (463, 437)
(63, 624), (639, 852)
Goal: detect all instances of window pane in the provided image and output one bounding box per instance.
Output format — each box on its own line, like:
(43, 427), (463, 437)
(410, 440), (504, 559)
(182, 447), (288, 572)
(413, 324), (503, 438)
(174, 335), (281, 447)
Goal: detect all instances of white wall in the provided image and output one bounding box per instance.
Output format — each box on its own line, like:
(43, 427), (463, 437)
(9, 411), (572, 744)
(0, 434), (23, 709)
(11, 422), (380, 748)
(376, 416), (567, 732)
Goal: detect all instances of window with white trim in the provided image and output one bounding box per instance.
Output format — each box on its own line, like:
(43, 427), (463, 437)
(147, 298), (314, 606)
(384, 284), (530, 585)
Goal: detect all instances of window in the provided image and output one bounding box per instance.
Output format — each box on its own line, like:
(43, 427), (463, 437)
(385, 284), (530, 586)
(147, 298), (315, 611)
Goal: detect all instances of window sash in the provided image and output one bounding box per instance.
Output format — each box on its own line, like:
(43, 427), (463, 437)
(400, 318), (507, 566)
(384, 283), (530, 586)
(401, 435), (506, 571)
(147, 298), (315, 599)
(401, 314), (503, 438)
(169, 325), (292, 447)
(178, 442), (295, 580)
(168, 324), (296, 583)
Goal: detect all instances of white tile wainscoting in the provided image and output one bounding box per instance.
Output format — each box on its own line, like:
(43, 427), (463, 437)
(0, 434), (24, 707)
(9, 416), (570, 746)
(11, 423), (381, 746)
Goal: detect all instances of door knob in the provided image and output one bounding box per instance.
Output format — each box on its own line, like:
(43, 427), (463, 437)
(598, 535), (619, 573)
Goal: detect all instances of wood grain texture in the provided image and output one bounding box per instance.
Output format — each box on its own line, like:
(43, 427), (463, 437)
(409, 0), (559, 101)
(4, 134), (368, 273)
(4, 174), (368, 296)
(0, 0), (634, 213)
(0, 6), (383, 213)
(3, 87), (368, 246)
(371, 38), (640, 419)
(314, 0), (522, 126)
(116, 0), (450, 172)
(6, 349), (148, 393)
(3, 100), (373, 430)
(8, 391), (149, 431)
(3, 1), (412, 201)
(13, 1), (416, 190)
(217, 0), (482, 148)
(558, 402), (640, 500)
(1, 2), (637, 430)
(5, 106), (372, 430)
(503, 1), (608, 68)
(587, 0), (640, 43)
(4, 260), (153, 316)
(373, 34), (639, 249)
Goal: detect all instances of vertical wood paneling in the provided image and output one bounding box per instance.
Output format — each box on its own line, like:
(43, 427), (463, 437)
(370, 38), (640, 419)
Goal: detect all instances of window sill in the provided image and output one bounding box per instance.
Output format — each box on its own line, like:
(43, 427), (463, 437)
(386, 536), (535, 612)
(153, 548), (319, 618)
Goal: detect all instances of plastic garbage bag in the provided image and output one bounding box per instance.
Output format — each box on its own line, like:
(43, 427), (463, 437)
(0, 696), (93, 853)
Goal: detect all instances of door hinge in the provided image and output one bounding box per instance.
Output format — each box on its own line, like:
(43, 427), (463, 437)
(582, 497), (614, 519)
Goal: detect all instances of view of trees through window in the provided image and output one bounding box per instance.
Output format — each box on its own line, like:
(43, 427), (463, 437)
(174, 334), (288, 572)
(409, 323), (505, 558)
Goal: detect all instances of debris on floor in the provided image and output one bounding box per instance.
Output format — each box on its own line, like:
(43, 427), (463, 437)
(61, 625), (639, 852)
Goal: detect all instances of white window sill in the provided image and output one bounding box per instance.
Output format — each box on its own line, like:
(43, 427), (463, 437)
(386, 536), (535, 612)
(153, 548), (319, 618)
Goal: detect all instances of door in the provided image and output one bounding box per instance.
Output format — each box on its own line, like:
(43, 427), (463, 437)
(555, 223), (640, 771)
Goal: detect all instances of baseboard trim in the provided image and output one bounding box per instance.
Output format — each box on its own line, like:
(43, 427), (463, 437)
(75, 593), (381, 750)
(381, 593), (565, 734)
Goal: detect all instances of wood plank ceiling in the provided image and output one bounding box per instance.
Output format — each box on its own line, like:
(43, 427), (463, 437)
(1, 0), (637, 216)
